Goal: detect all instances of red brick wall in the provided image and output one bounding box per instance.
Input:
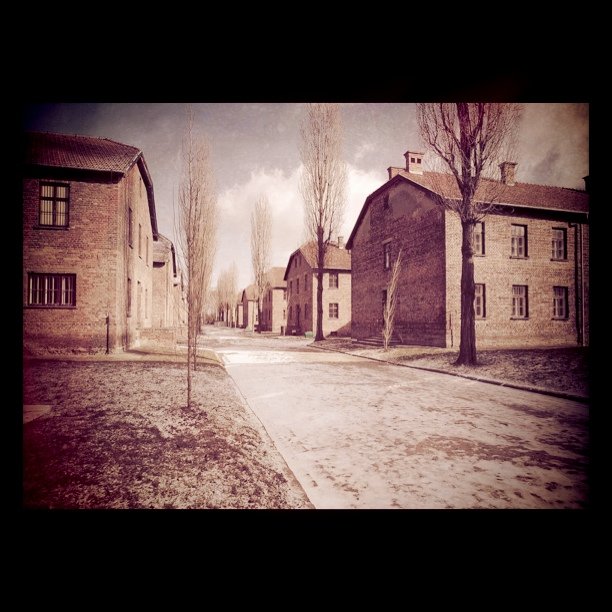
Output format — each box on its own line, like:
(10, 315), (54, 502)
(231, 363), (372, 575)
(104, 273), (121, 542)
(261, 286), (287, 333)
(445, 211), (587, 348)
(23, 163), (155, 354)
(285, 248), (351, 336)
(351, 182), (447, 346)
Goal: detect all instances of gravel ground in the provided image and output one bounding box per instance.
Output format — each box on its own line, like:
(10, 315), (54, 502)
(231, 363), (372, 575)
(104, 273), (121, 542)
(23, 359), (312, 509)
(312, 340), (589, 398)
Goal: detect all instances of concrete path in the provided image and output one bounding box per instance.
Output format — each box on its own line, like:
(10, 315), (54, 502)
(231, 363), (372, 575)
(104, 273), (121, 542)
(203, 327), (589, 509)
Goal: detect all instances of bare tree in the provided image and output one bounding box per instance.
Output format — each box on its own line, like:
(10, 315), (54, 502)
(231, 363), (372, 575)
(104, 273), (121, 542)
(299, 103), (347, 341)
(175, 108), (217, 407)
(217, 263), (237, 327)
(382, 249), (403, 351)
(250, 196), (271, 333)
(417, 103), (522, 366)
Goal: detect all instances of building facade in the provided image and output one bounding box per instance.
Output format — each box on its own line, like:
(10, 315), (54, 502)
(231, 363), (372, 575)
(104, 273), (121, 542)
(152, 233), (184, 329)
(260, 267), (287, 334)
(284, 240), (351, 337)
(346, 150), (589, 348)
(23, 132), (159, 353)
(241, 284), (258, 331)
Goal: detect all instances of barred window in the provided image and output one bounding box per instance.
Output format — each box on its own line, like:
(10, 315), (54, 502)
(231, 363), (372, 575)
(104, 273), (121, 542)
(383, 242), (391, 270)
(474, 222), (485, 256)
(329, 272), (339, 288)
(552, 228), (567, 260)
(475, 284), (486, 318)
(553, 286), (568, 319)
(511, 224), (527, 257)
(28, 273), (75, 307)
(329, 303), (339, 318)
(39, 183), (69, 227)
(512, 285), (528, 318)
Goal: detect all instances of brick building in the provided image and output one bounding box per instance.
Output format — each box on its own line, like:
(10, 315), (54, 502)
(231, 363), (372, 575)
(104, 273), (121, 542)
(346, 150), (589, 348)
(284, 240), (351, 337)
(23, 132), (159, 353)
(152, 233), (185, 329)
(260, 267), (287, 334)
(241, 284), (258, 331)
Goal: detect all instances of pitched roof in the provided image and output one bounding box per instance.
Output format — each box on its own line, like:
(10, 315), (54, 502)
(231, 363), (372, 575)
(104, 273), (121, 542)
(265, 267), (287, 288)
(24, 131), (159, 240)
(398, 170), (588, 213)
(346, 170), (589, 249)
(242, 284), (257, 301)
(283, 241), (351, 280)
(25, 131), (141, 174)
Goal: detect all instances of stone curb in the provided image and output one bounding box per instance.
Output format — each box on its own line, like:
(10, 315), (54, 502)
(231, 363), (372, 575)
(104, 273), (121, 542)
(311, 344), (589, 405)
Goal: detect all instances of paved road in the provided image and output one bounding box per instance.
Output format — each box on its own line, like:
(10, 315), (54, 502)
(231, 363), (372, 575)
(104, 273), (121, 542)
(202, 327), (589, 509)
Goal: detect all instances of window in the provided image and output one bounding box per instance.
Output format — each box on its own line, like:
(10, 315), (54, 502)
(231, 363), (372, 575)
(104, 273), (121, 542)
(382, 289), (387, 319)
(146, 236), (149, 265)
(289, 306), (292, 321)
(283, 309), (286, 320)
(475, 284), (486, 318)
(290, 280), (293, 294)
(127, 278), (132, 316)
(511, 224), (527, 257)
(416, 157), (421, 164)
(553, 286), (568, 319)
(145, 288), (148, 319)
(28, 273), (75, 307)
(329, 303), (339, 318)
(512, 285), (528, 318)
(552, 228), (567, 260)
(383, 194), (390, 209)
(138, 224), (142, 257)
(383, 242), (391, 270)
(283, 289), (287, 301)
(297, 278), (299, 294)
(411, 157), (415, 163)
(329, 272), (339, 288)
(39, 183), (69, 227)
(305, 303), (309, 318)
(474, 222), (485, 256)
(304, 274), (308, 291)
(296, 305), (301, 325)
(128, 208), (133, 247)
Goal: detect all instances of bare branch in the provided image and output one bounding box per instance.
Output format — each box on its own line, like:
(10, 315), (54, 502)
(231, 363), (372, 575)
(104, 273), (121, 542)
(382, 249), (402, 351)
(176, 106), (218, 406)
(250, 195), (272, 332)
(299, 103), (347, 341)
(417, 103), (522, 365)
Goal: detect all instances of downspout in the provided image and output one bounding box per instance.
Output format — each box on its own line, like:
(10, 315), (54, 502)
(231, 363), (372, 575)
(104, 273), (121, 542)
(569, 221), (583, 346)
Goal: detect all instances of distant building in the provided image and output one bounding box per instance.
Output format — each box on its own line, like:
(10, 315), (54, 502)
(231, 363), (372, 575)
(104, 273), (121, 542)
(346, 149), (589, 347)
(241, 284), (258, 331)
(152, 233), (184, 329)
(235, 292), (244, 328)
(23, 132), (159, 353)
(284, 239), (351, 337)
(260, 267), (287, 334)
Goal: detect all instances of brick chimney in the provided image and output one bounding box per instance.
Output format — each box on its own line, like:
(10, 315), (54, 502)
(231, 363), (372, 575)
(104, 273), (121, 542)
(388, 167), (402, 180)
(337, 236), (345, 249)
(499, 161), (517, 186)
(404, 150), (424, 175)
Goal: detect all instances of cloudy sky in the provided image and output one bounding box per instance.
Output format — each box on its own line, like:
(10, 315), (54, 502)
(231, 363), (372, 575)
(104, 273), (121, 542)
(23, 103), (588, 291)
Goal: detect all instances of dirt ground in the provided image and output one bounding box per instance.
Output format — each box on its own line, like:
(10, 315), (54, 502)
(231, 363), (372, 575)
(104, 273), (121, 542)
(313, 340), (589, 398)
(22, 359), (312, 509)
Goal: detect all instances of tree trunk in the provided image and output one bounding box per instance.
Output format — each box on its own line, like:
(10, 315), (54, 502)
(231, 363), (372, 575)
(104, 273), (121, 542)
(187, 309), (192, 407)
(315, 229), (325, 341)
(456, 219), (477, 365)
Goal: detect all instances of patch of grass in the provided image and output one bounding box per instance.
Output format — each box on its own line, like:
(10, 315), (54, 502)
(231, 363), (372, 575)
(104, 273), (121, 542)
(23, 360), (311, 509)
